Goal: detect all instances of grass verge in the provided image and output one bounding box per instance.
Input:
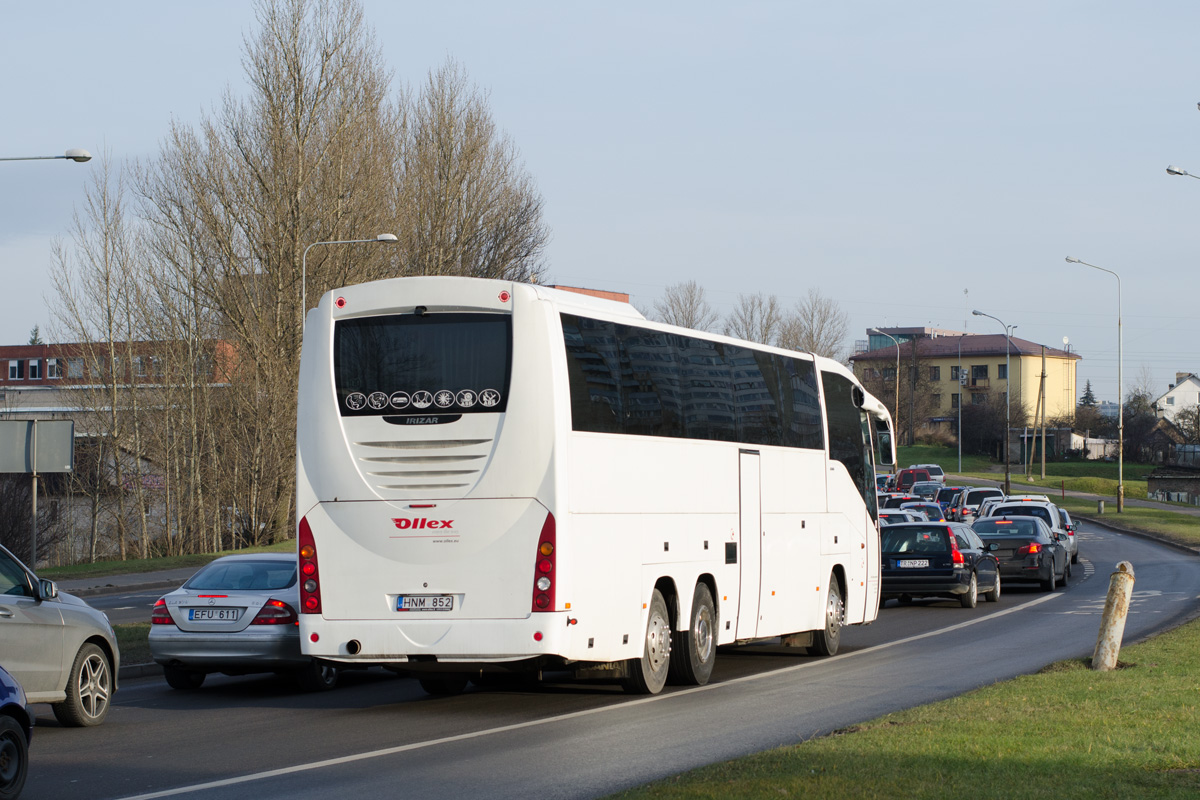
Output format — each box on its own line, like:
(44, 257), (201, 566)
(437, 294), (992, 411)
(115, 622), (151, 666)
(611, 617), (1200, 800)
(40, 539), (296, 580)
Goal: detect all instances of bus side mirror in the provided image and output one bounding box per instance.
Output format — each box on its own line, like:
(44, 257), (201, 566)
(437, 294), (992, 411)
(877, 430), (894, 467)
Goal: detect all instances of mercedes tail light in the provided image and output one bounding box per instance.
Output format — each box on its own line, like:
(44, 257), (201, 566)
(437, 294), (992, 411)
(251, 598), (298, 625)
(151, 597), (174, 625)
(299, 516), (322, 615)
(531, 512), (556, 612)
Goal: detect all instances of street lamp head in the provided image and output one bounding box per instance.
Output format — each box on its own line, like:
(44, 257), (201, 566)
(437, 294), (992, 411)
(971, 309), (983, 316)
(1166, 165), (1189, 176)
(376, 233), (398, 243)
(64, 148), (92, 163)
(1065, 256), (1080, 264)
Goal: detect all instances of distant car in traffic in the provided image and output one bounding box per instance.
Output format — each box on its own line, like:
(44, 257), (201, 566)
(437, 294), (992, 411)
(879, 510), (925, 525)
(0, 542), (119, 727)
(150, 553), (338, 692)
(908, 463), (946, 484)
(882, 494), (924, 509)
(900, 501), (947, 522)
(972, 516), (1070, 591)
(881, 522), (1001, 608)
(951, 487), (1005, 523)
(937, 486), (965, 517)
(984, 500), (1076, 564)
(909, 481), (942, 501)
(0, 663), (32, 799)
(895, 468), (932, 492)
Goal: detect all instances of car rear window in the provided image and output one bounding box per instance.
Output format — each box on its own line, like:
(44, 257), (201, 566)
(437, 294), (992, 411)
(974, 518), (1041, 537)
(186, 560), (298, 591)
(925, 466), (944, 476)
(882, 526), (951, 553)
(992, 505), (1053, 525)
(965, 489), (1003, 505)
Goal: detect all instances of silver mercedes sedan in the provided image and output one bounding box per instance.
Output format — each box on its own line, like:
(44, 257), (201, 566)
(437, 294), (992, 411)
(149, 552), (337, 691)
(0, 542), (119, 727)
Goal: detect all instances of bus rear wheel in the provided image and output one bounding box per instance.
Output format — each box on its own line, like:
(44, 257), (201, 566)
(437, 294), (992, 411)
(669, 583), (717, 686)
(809, 578), (844, 657)
(623, 589), (671, 694)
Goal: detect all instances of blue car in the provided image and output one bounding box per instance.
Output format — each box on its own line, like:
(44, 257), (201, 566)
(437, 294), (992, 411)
(0, 664), (32, 799)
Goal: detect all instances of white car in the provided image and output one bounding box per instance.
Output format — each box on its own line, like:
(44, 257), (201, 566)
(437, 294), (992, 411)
(0, 542), (120, 726)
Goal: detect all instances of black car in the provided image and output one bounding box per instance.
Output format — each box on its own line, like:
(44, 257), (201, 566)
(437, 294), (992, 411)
(0, 664), (32, 799)
(972, 516), (1070, 591)
(881, 522), (1001, 608)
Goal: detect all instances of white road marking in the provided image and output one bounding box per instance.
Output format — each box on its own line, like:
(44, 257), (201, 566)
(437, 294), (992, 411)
(114, 592), (1065, 800)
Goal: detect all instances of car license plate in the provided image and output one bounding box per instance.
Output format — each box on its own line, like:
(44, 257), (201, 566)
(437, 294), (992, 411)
(188, 607), (239, 621)
(397, 594), (454, 612)
(897, 559), (930, 568)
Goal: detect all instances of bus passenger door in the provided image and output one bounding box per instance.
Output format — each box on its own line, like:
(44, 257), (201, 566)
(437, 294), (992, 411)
(737, 450), (762, 640)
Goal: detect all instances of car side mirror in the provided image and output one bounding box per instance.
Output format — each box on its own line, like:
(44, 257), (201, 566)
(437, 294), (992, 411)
(37, 578), (58, 601)
(986, 542), (998, 551)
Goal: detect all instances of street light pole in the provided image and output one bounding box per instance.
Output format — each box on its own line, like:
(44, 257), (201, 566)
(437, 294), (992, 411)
(972, 310), (1012, 495)
(871, 328), (901, 446)
(301, 234), (399, 332)
(1066, 256), (1124, 512)
(0, 149), (92, 163)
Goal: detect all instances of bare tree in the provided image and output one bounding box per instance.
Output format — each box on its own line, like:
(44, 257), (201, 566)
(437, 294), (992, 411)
(777, 287), (849, 361)
(724, 292), (782, 346)
(654, 280), (719, 331)
(397, 59), (549, 282)
(1131, 363), (1160, 403)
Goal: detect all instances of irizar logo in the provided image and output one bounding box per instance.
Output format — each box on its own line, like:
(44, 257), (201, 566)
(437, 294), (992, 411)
(392, 518), (454, 530)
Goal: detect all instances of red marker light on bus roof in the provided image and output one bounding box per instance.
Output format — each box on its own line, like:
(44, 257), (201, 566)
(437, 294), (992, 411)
(335, 297), (347, 309)
(498, 290), (511, 303)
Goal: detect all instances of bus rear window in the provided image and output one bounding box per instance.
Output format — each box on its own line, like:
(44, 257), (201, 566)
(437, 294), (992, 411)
(334, 313), (511, 416)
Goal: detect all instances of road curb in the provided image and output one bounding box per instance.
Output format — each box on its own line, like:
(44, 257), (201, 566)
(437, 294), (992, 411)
(1073, 514), (1200, 559)
(120, 663), (162, 681)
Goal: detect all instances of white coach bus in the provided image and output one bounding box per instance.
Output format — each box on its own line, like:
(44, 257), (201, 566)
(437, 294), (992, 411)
(296, 277), (894, 695)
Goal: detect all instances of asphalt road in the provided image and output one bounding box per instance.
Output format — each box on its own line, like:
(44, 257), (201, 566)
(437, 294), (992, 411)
(22, 520), (1200, 800)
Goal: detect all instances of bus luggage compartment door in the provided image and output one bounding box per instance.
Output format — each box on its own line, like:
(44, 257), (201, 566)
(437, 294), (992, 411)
(736, 451), (762, 640)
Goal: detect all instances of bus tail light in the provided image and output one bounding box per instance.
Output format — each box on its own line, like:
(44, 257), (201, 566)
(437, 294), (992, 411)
(532, 512), (556, 612)
(151, 598), (174, 625)
(299, 516), (322, 615)
(251, 599), (298, 625)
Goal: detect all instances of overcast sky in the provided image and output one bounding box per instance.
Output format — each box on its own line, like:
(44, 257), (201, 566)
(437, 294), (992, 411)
(2, 1), (1197, 404)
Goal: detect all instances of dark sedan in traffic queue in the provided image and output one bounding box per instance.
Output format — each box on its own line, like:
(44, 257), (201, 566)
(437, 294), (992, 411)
(881, 522), (1001, 608)
(971, 516), (1071, 591)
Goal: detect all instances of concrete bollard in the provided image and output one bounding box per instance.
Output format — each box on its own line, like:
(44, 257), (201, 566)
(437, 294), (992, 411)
(1097, 500), (1105, 514)
(1091, 561), (1135, 671)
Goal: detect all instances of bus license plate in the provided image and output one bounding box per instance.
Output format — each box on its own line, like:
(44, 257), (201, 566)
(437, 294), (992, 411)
(397, 595), (454, 612)
(898, 559), (929, 568)
(188, 608), (238, 621)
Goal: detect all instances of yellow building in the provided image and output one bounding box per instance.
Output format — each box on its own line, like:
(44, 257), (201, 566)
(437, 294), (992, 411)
(851, 328), (1080, 433)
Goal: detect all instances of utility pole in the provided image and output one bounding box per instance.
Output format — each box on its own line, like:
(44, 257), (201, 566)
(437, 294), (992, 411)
(1040, 346), (1048, 479)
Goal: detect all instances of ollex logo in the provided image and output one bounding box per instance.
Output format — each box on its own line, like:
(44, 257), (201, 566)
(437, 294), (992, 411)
(392, 518), (454, 530)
